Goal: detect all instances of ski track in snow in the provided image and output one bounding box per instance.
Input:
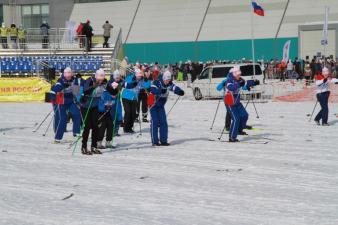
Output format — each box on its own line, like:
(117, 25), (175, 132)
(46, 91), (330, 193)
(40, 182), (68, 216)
(1, 100), (338, 225)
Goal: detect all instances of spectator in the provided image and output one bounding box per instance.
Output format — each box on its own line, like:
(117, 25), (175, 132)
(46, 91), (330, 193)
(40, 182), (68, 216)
(102, 20), (113, 48)
(18, 25), (26, 49)
(293, 57), (301, 80)
(286, 59), (293, 79)
(83, 20), (93, 51)
(0, 23), (9, 49)
(10, 24), (18, 49)
(279, 60), (286, 81)
(40, 21), (50, 49)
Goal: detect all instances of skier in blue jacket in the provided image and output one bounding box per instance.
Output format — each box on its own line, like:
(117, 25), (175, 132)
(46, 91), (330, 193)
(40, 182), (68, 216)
(122, 69), (143, 133)
(222, 66), (259, 142)
(97, 80), (120, 149)
(149, 70), (185, 146)
(109, 70), (124, 136)
(50, 67), (81, 143)
(136, 69), (152, 123)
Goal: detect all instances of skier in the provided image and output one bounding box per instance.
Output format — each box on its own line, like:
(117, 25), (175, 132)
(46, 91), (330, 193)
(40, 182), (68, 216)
(136, 69), (151, 122)
(121, 69), (143, 133)
(217, 73), (254, 132)
(109, 70), (124, 136)
(97, 80), (120, 149)
(80, 69), (118, 155)
(149, 70), (185, 146)
(314, 67), (338, 126)
(221, 66), (259, 142)
(50, 67), (81, 143)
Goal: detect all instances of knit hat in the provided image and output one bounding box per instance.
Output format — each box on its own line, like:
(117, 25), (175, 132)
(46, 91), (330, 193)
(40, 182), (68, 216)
(162, 70), (172, 81)
(113, 69), (121, 79)
(95, 69), (105, 79)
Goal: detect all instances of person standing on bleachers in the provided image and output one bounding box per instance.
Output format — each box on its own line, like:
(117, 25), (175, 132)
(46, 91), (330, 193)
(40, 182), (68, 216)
(18, 25), (26, 50)
(83, 20), (93, 51)
(102, 21), (113, 48)
(10, 24), (18, 49)
(40, 21), (50, 49)
(0, 23), (9, 49)
(50, 67), (82, 144)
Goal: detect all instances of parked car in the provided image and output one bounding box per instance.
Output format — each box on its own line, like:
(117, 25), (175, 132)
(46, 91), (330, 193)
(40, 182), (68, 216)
(192, 63), (263, 100)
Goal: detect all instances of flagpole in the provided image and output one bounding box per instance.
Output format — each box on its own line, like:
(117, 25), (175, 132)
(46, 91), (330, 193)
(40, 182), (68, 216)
(250, 1), (256, 77)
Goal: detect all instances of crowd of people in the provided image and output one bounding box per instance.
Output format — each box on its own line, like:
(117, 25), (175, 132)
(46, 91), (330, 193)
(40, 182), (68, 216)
(0, 22), (27, 49)
(49, 60), (184, 155)
(76, 20), (114, 51)
(47, 56), (338, 154)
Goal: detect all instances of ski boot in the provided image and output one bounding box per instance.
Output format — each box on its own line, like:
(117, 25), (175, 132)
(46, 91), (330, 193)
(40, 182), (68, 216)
(105, 141), (117, 148)
(322, 123), (330, 126)
(314, 120), (320, 126)
(229, 138), (239, 143)
(238, 131), (248, 135)
(81, 147), (92, 155)
(91, 147), (102, 154)
(53, 139), (62, 144)
(160, 142), (170, 146)
(97, 141), (106, 149)
(152, 143), (161, 147)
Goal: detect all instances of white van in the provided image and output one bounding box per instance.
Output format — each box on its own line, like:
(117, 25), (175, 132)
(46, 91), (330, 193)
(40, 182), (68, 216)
(191, 63), (263, 100)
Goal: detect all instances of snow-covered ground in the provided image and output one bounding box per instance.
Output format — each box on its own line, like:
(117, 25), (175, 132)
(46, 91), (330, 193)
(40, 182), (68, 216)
(1, 99), (338, 225)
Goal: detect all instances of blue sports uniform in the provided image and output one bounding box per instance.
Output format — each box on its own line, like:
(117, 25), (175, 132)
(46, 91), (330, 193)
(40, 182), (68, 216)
(51, 75), (82, 140)
(224, 73), (257, 140)
(149, 79), (184, 145)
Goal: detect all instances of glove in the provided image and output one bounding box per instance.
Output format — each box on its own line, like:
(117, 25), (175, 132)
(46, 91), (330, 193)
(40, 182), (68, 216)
(254, 79), (260, 85)
(177, 89), (185, 96)
(161, 88), (167, 94)
(133, 81), (138, 87)
(111, 82), (119, 89)
(323, 78), (328, 83)
(239, 78), (245, 87)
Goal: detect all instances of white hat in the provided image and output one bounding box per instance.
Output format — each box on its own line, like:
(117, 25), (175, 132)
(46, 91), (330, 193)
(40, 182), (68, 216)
(64, 67), (72, 73)
(231, 66), (241, 73)
(113, 69), (120, 79)
(162, 70), (172, 81)
(322, 67), (329, 74)
(95, 69), (105, 79)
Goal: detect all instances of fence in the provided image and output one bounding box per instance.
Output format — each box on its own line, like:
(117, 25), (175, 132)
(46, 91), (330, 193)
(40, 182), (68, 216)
(0, 35), (87, 51)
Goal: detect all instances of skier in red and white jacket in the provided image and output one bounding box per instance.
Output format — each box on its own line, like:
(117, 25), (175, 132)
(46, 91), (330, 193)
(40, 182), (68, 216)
(314, 67), (338, 126)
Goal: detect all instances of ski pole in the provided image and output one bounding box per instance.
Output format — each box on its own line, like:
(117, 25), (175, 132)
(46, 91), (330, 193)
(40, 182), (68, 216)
(42, 115), (53, 137)
(251, 99), (260, 119)
(218, 124), (227, 140)
(166, 96), (181, 117)
(308, 101), (318, 122)
(137, 110), (142, 137)
(32, 109), (53, 132)
(210, 98), (221, 130)
(72, 89), (97, 155)
(245, 98), (259, 119)
(111, 92), (120, 147)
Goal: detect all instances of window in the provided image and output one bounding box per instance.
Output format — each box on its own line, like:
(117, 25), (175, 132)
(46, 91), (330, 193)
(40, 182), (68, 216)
(240, 65), (262, 76)
(199, 68), (210, 80)
(21, 4), (49, 28)
(212, 67), (232, 78)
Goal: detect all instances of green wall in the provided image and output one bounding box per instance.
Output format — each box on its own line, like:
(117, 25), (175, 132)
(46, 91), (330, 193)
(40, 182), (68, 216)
(124, 37), (298, 64)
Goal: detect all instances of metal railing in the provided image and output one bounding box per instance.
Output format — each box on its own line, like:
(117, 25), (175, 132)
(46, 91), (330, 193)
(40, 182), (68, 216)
(0, 35), (87, 51)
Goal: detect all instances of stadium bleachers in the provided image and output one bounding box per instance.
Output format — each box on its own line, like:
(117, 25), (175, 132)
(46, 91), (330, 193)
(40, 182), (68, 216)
(0, 55), (103, 74)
